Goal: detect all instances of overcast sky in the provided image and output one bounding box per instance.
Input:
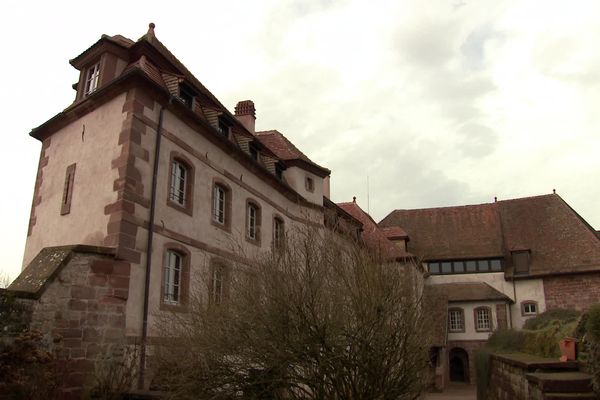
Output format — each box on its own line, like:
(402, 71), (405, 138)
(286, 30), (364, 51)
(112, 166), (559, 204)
(1, 0), (599, 282)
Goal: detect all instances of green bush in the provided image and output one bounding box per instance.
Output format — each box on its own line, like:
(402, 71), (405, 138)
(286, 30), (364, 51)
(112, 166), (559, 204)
(523, 308), (580, 331)
(486, 329), (527, 352)
(585, 304), (600, 396)
(585, 304), (600, 341)
(475, 348), (493, 400)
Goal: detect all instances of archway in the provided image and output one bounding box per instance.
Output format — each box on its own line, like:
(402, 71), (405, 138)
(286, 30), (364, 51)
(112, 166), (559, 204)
(449, 347), (469, 382)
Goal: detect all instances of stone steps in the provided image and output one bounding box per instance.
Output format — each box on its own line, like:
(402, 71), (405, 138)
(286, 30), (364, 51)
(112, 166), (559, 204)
(526, 370), (596, 400)
(543, 393), (597, 400)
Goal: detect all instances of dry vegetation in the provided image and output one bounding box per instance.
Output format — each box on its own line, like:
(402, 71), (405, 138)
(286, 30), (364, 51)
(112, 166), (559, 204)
(152, 228), (435, 400)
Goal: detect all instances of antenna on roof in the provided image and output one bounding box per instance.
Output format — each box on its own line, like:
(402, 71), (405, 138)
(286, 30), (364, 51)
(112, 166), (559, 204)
(553, 188), (556, 194)
(367, 175), (370, 215)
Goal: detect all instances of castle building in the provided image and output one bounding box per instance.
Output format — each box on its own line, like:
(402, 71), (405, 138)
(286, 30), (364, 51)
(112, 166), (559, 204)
(379, 193), (600, 386)
(8, 24), (358, 395)
(6, 24), (600, 396)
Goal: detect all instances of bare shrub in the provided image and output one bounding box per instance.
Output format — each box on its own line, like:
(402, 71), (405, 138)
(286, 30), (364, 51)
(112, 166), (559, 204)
(153, 228), (434, 400)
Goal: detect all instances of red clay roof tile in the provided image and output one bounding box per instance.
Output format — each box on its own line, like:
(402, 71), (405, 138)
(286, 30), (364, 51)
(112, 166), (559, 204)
(379, 194), (600, 278)
(338, 201), (413, 261)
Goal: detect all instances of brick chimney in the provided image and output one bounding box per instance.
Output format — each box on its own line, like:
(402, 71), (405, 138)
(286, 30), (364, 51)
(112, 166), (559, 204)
(234, 100), (256, 134)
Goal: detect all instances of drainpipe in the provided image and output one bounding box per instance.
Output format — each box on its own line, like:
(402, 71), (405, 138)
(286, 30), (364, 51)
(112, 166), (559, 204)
(138, 99), (169, 389)
(509, 279), (517, 329)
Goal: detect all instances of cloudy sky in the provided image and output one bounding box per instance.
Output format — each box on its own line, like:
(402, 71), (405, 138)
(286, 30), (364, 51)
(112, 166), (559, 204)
(1, 0), (599, 282)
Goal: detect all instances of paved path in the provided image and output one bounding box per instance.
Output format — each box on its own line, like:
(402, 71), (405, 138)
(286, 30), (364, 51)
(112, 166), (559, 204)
(424, 383), (476, 400)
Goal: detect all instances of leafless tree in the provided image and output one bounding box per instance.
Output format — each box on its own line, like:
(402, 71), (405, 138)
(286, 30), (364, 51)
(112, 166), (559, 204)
(153, 228), (436, 400)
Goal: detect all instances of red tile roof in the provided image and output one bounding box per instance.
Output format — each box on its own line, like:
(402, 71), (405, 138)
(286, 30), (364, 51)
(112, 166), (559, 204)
(379, 194), (600, 278)
(338, 201), (413, 261)
(381, 226), (408, 240)
(432, 282), (512, 303)
(256, 130), (330, 176)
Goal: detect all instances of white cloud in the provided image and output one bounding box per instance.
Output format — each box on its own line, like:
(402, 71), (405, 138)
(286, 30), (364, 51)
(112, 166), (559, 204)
(0, 0), (599, 283)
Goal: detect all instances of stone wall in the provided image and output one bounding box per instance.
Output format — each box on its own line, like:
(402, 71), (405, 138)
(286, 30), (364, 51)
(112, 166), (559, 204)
(446, 340), (486, 384)
(485, 353), (583, 400)
(8, 247), (132, 399)
(543, 272), (600, 311)
(486, 355), (532, 399)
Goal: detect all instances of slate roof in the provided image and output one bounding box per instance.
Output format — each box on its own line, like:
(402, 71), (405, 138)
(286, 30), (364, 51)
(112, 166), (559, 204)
(338, 200), (413, 261)
(431, 282), (512, 303)
(379, 194), (600, 278)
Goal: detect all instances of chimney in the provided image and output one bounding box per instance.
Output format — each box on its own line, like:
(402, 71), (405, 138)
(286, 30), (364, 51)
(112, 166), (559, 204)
(234, 100), (256, 134)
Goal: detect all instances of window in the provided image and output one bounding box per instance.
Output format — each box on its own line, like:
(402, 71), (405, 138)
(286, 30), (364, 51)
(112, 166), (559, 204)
(61, 163), (76, 215)
(448, 308), (464, 332)
(169, 160), (187, 206)
(246, 201), (261, 243)
(427, 258), (504, 275)
(217, 117), (230, 138)
(84, 62), (100, 96)
(167, 154), (194, 215)
(160, 245), (190, 310)
(475, 307), (492, 332)
(178, 83), (196, 108)
(249, 144), (259, 161)
(513, 251), (530, 275)
(211, 180), (231, 230)
(275, 163), (284, 180)
(305, 176), (314, 192)
(213, 185), (226, 224)
(273, 217), (285, 248)
(163, 250), (183, 305)
(521, 301), (538, 316)
(210, 262), (228, 305)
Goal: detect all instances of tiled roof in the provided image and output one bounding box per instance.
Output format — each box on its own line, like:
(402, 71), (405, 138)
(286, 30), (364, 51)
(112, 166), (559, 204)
(432, 282), (512, 303)
(338, 201), (413, 261)
(256, 130), (330, 175)
(123, 55), (166, 89)
(381, 226), (408, 239)
(379, 194), (600, 278)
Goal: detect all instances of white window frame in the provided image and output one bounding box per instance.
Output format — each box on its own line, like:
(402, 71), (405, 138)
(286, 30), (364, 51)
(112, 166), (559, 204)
(475, 307), (492, 331)
(247, 203), (258, 240)
(448, 309), (464, 332)
(164, 250), (182, 305)
(522, 302), (538, 316)
(169, 160), (187, 206)
(84, 62), (101, 96)
(213, 185), (226, 224)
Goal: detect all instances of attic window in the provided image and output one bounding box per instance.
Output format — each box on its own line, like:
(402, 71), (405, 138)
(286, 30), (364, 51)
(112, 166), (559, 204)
(178, 84), (196, 108)
(84, 62), (100, 96)
(275, 164), (284, 180)
(217, 117), (231, 138)
(249, 144), (259, 161)
(513, 251), (530, 275)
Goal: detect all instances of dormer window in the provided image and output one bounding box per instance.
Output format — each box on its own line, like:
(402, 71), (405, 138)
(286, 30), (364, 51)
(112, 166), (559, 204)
(84, 62), (101, 96)
(217, 117), (231, 139)
(275, 164), (284, 180)
(178, 83), (196, 108)
(512, 249), (531, 275)
(249, 144), (259, 161)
